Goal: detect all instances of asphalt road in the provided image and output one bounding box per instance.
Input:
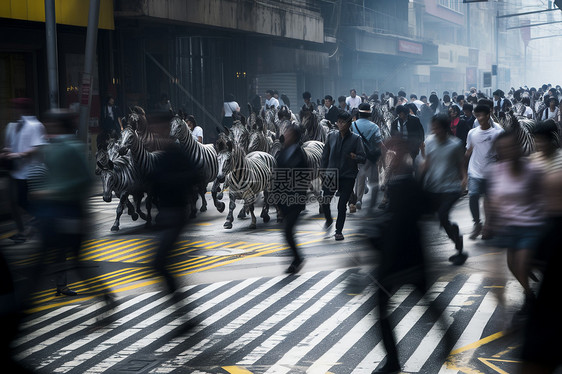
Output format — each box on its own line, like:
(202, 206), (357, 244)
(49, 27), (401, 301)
(2, 189), (535, 373)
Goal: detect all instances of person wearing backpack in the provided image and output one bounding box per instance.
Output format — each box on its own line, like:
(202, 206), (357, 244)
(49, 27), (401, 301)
(350, 103), (382, 212)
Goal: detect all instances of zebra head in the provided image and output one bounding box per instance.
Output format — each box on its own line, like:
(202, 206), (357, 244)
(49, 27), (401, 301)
(169, 115), (188, 141)
(118, 126), (137, 156)
(99, 161), (115, 203)
(230, 121), (249, 151)
(216, 139), (233, 184)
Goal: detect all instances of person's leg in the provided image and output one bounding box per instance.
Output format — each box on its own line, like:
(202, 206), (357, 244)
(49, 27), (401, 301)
(335, 179), (355, 236)
(283, 207), (303, 273)
(376, 288), (400, 371)
(437, 192), (462, 246)
(321, 186), (334, 227)
(468, 177), (483, 239)
(8, 178), (25, 234)
(354, 162), (369, 207)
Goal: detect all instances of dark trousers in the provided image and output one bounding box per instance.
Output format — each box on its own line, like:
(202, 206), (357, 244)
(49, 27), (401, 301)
(153, 208), (187, 294)
(322, 178), (355, 233)
(427, 192), (461, 247)
(282, 205), (302, 261)
(9, 178), (28, 232)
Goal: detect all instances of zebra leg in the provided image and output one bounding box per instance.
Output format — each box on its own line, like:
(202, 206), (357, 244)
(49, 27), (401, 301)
(111, 195), (128, 231)
(248, 202), (257, 229)
(134, 193), (148, 221)
(212, 180), (225, 213)
(125, 195), (139, 221)
(224, 195), (236, 229)
(199, 184), (208, 212)
(145, 194), (153, 227)
(238, 206), (247, 219)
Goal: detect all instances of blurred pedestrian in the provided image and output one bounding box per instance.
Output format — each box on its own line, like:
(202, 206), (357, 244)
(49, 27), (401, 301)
(323, 95), (339, 124)
(151, 138), (200, 300)
(301, 91), (315, 112)
(486, 131), (544, 324)
(370, 137), (452, 373)
(449, 105), (470, 148)
(100, 95), (123, 139)
(321, 111), (366, 240)
(521, 122), (562, 374)
(465, 104), (503, 240)
(421, 114), (467, 265)
(32, 109), (114, 302)
(222, 93), (240, 129)
(0, 98), (46, 243)
(274, 123), (307, 273)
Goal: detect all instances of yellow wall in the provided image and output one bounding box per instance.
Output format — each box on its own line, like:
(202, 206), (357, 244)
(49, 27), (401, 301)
(0, 0), (114, 30)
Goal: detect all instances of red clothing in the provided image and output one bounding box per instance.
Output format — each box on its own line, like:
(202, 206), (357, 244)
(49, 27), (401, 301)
(450, 117), (460, 136)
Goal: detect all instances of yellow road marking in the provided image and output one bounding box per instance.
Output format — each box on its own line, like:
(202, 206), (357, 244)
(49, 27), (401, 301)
(80, 239), (147, 259)
(203, 242), (230, 249)
(222, 366), (253, 374)
(478, 358), (521, 374)
(94, 241), (155, 261)
(449, 331), (505, 356)
(79, 239), (123, 253)
(238, 243), (265, 250)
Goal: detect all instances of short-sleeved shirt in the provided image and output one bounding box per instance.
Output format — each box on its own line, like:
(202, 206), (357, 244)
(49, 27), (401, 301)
(346, 96), (362, 110)
(265, 97), (279, 109)
(486, 160), (543, 226)
(424, 135), (464, 193)
(4, 116), (46, 180)
(191, 126), (204, 142)
(466, 125), (503, 179)
(223, 101), (239, 117)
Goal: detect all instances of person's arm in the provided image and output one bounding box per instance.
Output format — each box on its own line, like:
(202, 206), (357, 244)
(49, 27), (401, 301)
(350, 136), (366, 164)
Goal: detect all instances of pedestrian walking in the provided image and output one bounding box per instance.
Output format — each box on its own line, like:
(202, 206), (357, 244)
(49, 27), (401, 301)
(274, 123), (307, 273)
(222, 93), (240, 129)
(323, 95), (339, 124)
(421, 114), (467, 265)
(390, 104), (425, 161)
(486, 131), (544, 323)
(320, 111), (366, 241)
(349, 102), (382, 212)
(100, 95), (123, 139)
(346, 89), (362, 111)
(449, 104), (470, 149)
(465, 104), (503, 240)
(0, 98), (46, 244)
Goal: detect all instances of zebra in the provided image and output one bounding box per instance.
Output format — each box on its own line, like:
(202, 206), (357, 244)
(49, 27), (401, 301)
(248, 117), (270, 153)
(126, 106), (162, 152)
(97, 154), (147, 231)
(216, 139), (276, 229)
(169, 115), (220, 215)
(117, 126), (163, 226)
(301, 140), (324, 213)
(300, 108), (327, 143)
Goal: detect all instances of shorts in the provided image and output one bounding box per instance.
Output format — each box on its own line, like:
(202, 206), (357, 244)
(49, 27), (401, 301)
(467, 177), (486, 196)
(496, 225), (544, 251)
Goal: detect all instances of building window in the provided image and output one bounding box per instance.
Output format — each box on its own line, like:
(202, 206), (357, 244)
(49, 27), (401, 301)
(438, 0), (464, 14)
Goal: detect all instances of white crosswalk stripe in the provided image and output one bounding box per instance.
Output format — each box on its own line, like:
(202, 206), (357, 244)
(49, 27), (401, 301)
(13, 269), (520, 374)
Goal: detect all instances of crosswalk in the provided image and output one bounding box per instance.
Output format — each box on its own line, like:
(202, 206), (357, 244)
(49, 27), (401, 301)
(14, 268), (523, 373)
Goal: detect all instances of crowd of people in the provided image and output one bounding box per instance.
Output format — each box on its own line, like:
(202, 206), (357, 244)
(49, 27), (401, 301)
(1, 82), (562, 373)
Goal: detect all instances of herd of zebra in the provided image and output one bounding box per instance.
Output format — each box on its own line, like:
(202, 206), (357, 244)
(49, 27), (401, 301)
(95, 97), (546, 232)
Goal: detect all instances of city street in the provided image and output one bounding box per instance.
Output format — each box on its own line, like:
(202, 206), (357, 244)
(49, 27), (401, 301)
(3, 190), (528, 374)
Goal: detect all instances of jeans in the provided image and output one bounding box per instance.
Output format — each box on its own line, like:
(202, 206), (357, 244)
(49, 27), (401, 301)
(468, 177), (486, 224)
(322, 178), (356, 234)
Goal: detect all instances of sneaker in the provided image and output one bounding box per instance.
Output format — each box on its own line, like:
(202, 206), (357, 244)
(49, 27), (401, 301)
(324, 218), (333, 230)
(349, 204), (357, 213)
(335, 232), (345, 241)
(55, 286), (78, 296)
(449, 251), (468, 266)
(469, 222), (482, 240)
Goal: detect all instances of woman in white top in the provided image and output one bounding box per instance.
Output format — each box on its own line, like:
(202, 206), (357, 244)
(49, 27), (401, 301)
(222, 93), (240, 129)
(186, 115), (203, 143)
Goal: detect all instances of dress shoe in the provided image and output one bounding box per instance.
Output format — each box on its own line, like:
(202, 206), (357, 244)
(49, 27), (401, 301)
(56, 286), (78, 296)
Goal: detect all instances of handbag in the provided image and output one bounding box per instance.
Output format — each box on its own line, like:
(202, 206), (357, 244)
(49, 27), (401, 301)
(354, 122), (381, 164)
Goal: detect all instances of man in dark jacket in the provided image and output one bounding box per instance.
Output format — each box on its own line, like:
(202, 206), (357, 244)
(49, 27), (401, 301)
(391, 105), (425, 161)
(274, 123), (308, 273)
(321, 111), (366, 240)
(323, 95), (340, 124)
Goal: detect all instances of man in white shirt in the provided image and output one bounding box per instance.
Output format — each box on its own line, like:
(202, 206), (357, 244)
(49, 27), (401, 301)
(264, 89), (280, 110)
(345, 89), (362, 111)
(465, 104), (503, 240)
(1, 98), (46, 242)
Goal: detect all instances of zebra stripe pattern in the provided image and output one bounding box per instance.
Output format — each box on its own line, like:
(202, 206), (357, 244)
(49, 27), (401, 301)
(223, 146), (276, 229)
(169, 116), (220, 214)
